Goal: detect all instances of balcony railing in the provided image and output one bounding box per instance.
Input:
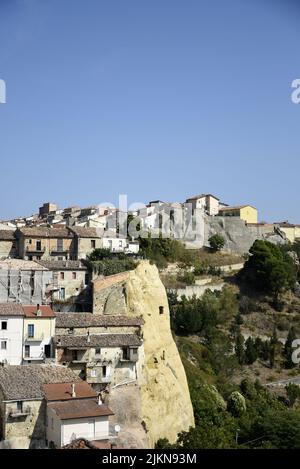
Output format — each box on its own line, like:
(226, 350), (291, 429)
(8, 406), (31, 418)
(26, 246), (46, 253)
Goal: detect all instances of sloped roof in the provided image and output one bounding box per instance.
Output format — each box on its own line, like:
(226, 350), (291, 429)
(55, 313), (144, 328)
(23, 305), (56, 318)
(0, 230), (16, 241)
(0, 303), (25, 317)
(36, 260), (87, 271)
(69, 227), (102, 238)
(0, 365), (80, 400)
(48, 399), (114, 420)
(17, 227), (72, 238)
(186, 194), (220, 201)
(43, 381), (97, 401)
(219, 205), (257, 212)
(54, 334), (142, 348)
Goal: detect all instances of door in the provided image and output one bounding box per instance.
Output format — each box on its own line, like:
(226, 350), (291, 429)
(25, 345), (30, 358)
(44, 344), (51, 358)
(87, 419), (95, 439)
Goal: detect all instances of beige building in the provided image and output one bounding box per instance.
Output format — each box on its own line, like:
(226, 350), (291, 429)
(36, 260), (90, 303)
(186, 193), (220, 215)
(16, 227), (76, 261)
(70, 227), (103, 260)
(275, 222), (300, 244)
(54, 314), (142, 391)
(218, 205), (258, 224)
(44, 381), (114, 448)
(0, 230), (17, 260)
(22, 305), (56, 364)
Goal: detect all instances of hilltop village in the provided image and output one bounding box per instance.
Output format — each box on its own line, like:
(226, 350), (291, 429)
(0, 194), (299, 449)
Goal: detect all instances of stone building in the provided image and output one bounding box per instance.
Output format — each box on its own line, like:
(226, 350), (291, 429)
(22, 305), (56, 364)
(186, 193), (220, 216)
(0, 304), (25, 365)
(0, 364), (81, 448)
(0, 230), (17, 260)
(54, 312), (143, 391)
(218, 204), (258, 224)
(16, 227), (76, 262)
(35, 260), (90, 306)
(69, 227), (103, 260)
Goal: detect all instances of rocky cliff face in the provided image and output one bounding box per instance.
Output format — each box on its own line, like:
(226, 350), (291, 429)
(125, 262), (195, 447)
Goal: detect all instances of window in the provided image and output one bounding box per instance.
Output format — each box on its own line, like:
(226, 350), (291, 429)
(29, 239), (32, 245)
(119, 240), (122, 248)
(95, 348), (101, 356)
(17, 401), (23, 413)
(28, 324), (34, 338)
(25, 345), (30, 357)
(159, 306), (164, 315)
(60, 272), (65, 280)
(122, 347), (130, 360)
(72, 350), (78, 361)
(1, 321), (7, 330)
(102, 366), (107, 378)
(36, 240), (41, 251)
(57, 239), (64, 252)
(91, 240), (96, 249)
(72, 272), (76, 280)
(59, 287), (65, 300)
(91, 370), (97, 378)
(1, 341), (7, 350)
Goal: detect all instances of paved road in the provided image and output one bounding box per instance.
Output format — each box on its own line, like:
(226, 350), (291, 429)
(265, 377), (300, 387)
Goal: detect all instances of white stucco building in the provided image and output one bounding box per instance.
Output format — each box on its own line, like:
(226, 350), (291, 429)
(0, 304), (24, 365)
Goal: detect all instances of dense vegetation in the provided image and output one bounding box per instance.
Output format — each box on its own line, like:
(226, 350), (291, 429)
(87, 248), (137, 276)
(157, 239), (300, 449)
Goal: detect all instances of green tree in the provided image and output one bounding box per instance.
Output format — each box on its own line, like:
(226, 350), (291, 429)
(208, 234), (225, 252)
(269, 328), (279, 368)
(285, 383), (300, 407)
(284, 327), (297, 369)
(244, 337), (258, 365)
(235, 327), (245, 365)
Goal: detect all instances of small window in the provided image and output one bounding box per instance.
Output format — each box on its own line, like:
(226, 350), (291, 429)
(91, 240), (96, 249)
(119, 240), (122, 247)
(159, 306), (164, 315)
(59, 287), (65, 300)
(1, 340), (7, 350)
(28, 324), (34, 338)
(60, 272), (65, 280)
(17, 401), (23, 413)
(1, 321), (7, 330)
(91, 370), (97, 378)
(95, 348), (101, 356)
(72, 272), (76, 280)
(36, 240), (41, 251)
(102, 366), (107, 378)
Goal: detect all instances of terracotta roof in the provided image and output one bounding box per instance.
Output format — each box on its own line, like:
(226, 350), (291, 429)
(54, 334), (142, 348)
(55, 313), (144, 329)
(69, 227), (102, 238)
(48, 399), (114, 420)
(0, 303), (25, 316)
(17, 227), (72, 238)
(219, 205), (257, 212)
(0, 230), (16, 241)
(22, 305), (56, 318)
(93, 272), (130, 291)
(0, 365), (80, 400)
(36, 260), (87, 271)
(43, 381), (97, 401)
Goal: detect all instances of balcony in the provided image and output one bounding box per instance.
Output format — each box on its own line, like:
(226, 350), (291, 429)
(25, 333), (44, 342)
(26, 246), (46, 254)
(23, 352), (45, 361)
(50, 247), (69, 255)
(8, 406), (31, 418)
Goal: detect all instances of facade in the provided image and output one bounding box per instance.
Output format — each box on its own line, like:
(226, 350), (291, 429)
(0, 260), (52, 305)
(39, 203), (58, 219)
(0, 231), (17, 260)
(186, 194), (220, 216)
(16, 227), (76, 262)
(22, 305), (56, 364)
(0, 304), (24, 365)
(69, 227), (103, 260)
(54, 331), (142, 391)
(44, 381), (114, 447)
(0, 365), (83, 447)
(275, 222), (300, 244)
(36, 260), (89, 303)
(218, 205), (258, 224)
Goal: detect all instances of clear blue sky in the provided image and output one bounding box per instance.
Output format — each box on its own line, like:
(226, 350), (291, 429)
(0, 0), (300, 222)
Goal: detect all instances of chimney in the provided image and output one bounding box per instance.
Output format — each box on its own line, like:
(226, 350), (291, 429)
(71, 383), (76, 398)
(98, 394), (102, 406)
(87, 331), (90, 343)
(36, 304), (42, 317)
